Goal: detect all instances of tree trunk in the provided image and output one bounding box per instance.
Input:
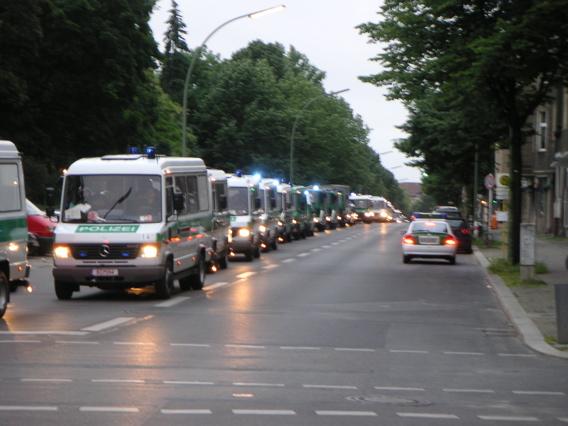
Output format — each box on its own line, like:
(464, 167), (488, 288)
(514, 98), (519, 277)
(508, 121), (523, 264)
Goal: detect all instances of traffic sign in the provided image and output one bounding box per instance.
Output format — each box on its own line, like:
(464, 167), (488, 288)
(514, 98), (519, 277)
(484, 173), (495, 190)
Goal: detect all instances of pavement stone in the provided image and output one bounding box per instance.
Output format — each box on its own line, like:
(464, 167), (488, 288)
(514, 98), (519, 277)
(474, 234), (568, 359)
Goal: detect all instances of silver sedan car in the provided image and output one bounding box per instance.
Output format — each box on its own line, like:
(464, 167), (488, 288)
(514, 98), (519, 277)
(401, 219), (458, 264)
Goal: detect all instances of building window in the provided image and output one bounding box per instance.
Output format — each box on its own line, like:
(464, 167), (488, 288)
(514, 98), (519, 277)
(537, 110), (547, 151)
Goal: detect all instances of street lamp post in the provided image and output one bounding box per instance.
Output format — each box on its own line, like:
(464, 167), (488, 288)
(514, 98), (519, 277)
(289, 88), (349, 185)
(181, 5), (286, 156)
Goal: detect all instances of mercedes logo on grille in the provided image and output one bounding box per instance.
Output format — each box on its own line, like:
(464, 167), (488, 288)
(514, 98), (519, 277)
(99, 244), (111, 258)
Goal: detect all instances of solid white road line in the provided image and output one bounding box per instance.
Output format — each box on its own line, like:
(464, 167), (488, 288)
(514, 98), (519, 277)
(0, 331), (87, 336)
(443, 388), (495, 393)
(478, 415), (539, 422)
(80, 406), (139, 413)
(154, 297), (190, 308)
(233, 409), (296, 415)
(281, 258), (295, 263)
(21, 378), (72, 383)
(161, 409), (212, 414)
(374, 386), (425, 391)
(113, 341), (155, 346)
(512, 390), (565, 396)
(237, 271), (256, 279)
(205, 282), (229, 291)
(0, 406), (58, 411)
(443, 351), (484, 356)
(316, 411), (376, 416)
(91, 379), (145, 384)
(81, 317), (134, 332)
(163, 380), (214, 385)
(233, 382), (285, 387)
(390, 349), (429, 354)
(303, 384), (358, 390)
(170, 343), (211, 348)
(334, 347), (375, 352)
(225, 344), (265, 349)
(0, 340), (41, 343)
(498, 353), (537, 357)
(397, 413), (459, 419)
(56, 340), (100, 345)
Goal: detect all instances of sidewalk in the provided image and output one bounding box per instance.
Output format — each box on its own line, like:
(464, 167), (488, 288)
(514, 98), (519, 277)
(474, 234), (568, 359)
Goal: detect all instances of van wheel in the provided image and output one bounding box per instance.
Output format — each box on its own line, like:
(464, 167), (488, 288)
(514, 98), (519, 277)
(54, 280), (74, 300)
(449, 256), (456, 265)
(0, 273), (9, 318)
(403, 255), (411, 264)
(188, 257), (206, 291)
(155, 264), (174, 299)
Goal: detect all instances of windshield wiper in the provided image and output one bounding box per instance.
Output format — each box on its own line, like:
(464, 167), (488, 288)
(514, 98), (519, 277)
(103, 187), (132, 219)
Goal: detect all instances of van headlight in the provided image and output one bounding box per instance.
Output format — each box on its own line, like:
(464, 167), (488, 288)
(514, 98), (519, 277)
(292, 219), (297, 224)
(53, 245), (71, 259)
(238, 228), (251, 238)
(313, 217), (319, 223)
(140, 244), (159, 258)
(258, 225), (267, 233)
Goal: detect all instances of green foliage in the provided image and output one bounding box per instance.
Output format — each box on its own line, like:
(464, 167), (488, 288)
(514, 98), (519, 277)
(488, 258), (546, 287)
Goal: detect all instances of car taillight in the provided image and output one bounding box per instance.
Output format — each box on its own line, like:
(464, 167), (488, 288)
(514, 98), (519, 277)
(444, 236), (457, 246)
(461, 228), (470, 235)
(402, 234), (416, 245)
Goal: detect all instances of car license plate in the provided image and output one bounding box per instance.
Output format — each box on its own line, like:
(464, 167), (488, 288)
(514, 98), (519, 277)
(92, 268), (119, 277)
(418, 236), (439, 245)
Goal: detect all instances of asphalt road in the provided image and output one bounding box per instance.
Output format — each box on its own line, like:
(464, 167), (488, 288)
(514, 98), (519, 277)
(1, 223), (567, 425)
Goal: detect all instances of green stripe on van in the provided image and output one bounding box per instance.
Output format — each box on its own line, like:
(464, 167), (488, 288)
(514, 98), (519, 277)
(76, 225), (139, 233)
(0, 217), (27, 243)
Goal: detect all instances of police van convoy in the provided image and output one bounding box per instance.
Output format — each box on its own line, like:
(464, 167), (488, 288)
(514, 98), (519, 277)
(0, 141), (31, 318)
(31, 147), (396, 301)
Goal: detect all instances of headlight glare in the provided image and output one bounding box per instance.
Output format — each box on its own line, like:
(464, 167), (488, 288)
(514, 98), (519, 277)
(53, 245), (71, 259)
(238, 228), (251, 238)
(141, 244), (159, 258)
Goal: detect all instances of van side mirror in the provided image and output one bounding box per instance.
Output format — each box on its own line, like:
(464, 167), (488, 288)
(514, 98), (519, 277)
(45, 186), (56, 217)
(173, 191), (185, 212)
(218, 195), (227, 211)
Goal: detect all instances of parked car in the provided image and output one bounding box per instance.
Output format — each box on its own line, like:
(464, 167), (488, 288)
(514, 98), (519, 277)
(401, 219), (458, 264)
(26, 199), (56, 255)
(445, 218), (473, 254)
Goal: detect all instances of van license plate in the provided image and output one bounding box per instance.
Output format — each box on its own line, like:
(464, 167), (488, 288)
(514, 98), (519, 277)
(92, 268), (119, 277)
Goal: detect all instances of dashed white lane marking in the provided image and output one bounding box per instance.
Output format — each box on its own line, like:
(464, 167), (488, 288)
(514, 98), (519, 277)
(303, 384), (358, 390)
(334, 347), (375, 352)
(205, 282), (229, 291)
(444, 351), (485, 356)
(225, 344), (265, 349)
(375, 386), (425, 392)
(331, 242), (340, 246)
(297, 252), (310, 257)
(498, 353), (537, 358)
(0, 330), (87, 336)
(316, 411), (376, 416)
(478, 415), (539, 422)
(262, 264), (279, 270)
(0, 406), (58, 412)
(80, 406), (139, 413)
(91, 379), (145, 384)
(390, 349), (429, 354)
(233, 382), (285, 388)
(512, 390), (565, 396)
(161, 409), (212, 414)
(114, 341), (155, 346)
(558, 418), (568, 422)
(233, 409), (296, 415)
(322, 245), (331, 248)
(398, 413), (459, 419)
(163, 380), (214, 385)
(311, 248), (322, 252)
(170, 343), (211, 348)
(56, 340), (100, 345)
(81, 317), (134, 332)
(21, 378), (72, 383)
(443, 388), (495, 394)
(281, 258), (295, 263)
(154, 297), (190, 308)
(0, 340), (41, 344)
(280, 346), (320, 351)
(236, 271), (256, 279)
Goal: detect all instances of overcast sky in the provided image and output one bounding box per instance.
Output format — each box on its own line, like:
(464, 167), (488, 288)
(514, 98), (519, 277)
(149, 0), (422, 183)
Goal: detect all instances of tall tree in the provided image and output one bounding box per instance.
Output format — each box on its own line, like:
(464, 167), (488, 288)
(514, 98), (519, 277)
(163, 0), (187, 55)
(359, 0), (568, 263)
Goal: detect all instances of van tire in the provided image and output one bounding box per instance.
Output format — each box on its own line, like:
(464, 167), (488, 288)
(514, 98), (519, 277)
(188, 257), (206, 291)
(403, 255), (411, 264)
(54, 280), (74, 300)
(0, 273), (9, 318)
(155, 264), (174, 299)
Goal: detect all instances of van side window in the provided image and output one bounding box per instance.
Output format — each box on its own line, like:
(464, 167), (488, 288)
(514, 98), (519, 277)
(185, 176), (199, 214)
(214, 182), (226, 212)
(197, 175), (209, 212)
(0, 164), (22, 212)
(165, 177), (174, 217)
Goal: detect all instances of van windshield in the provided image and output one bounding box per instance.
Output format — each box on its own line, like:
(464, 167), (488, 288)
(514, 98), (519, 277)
(353, 199), (371, 209)
(228, 187), (249, 215)
(62, 175), (162, 224)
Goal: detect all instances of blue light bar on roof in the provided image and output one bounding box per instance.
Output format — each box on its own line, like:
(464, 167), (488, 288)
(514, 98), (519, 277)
(144, 146), (156, 159)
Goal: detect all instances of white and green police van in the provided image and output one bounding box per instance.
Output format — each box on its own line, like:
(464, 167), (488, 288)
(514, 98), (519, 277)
(207, 168), (231, 270)
(52, 149), (213, 300)
(0, 141), (31, 318)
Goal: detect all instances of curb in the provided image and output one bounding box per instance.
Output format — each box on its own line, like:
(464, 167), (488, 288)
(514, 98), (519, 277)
(473, 247), (568, 360)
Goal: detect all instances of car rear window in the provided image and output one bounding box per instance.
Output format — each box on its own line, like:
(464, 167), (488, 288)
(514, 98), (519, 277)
(411, 221), (449, 233)
(447, 219), (465, 228)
